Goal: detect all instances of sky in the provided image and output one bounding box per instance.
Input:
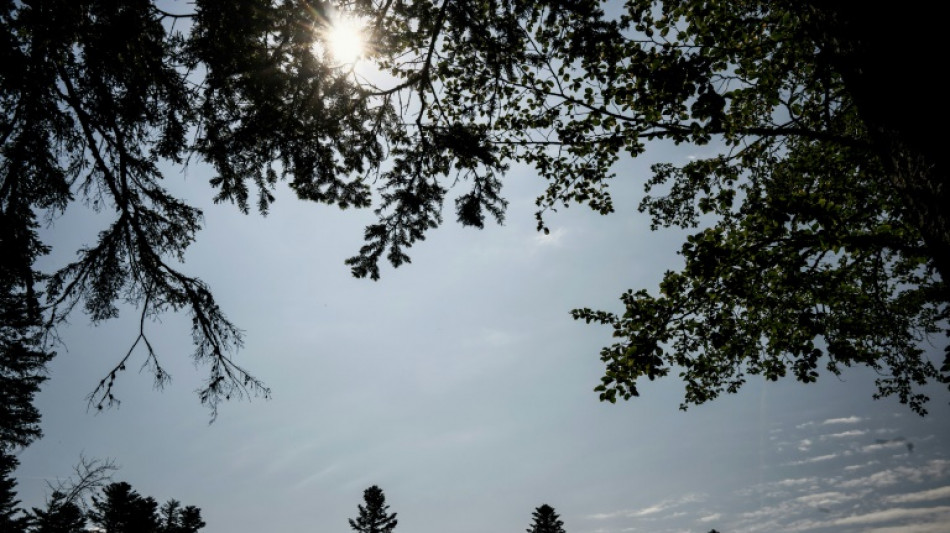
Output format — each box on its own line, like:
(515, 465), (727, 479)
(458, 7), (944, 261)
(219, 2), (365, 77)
(11, 90), (950, 533)
(17, 141), (950, 533)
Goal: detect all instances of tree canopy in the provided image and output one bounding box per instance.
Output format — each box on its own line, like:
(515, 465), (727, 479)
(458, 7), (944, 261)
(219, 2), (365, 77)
(84, 481), (205, 533)
(0, 0), (946, 418)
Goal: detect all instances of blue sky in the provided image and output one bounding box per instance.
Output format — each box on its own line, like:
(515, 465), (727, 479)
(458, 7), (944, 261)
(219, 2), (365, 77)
(12, 138), (950, 533)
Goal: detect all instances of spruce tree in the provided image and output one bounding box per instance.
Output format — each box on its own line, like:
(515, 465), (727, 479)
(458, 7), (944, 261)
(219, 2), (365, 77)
(526, 504), (566, 533)
(0, 452), (27, 533)
(159, 500), (182, 533)
(88, 482), (160, 533)
(348, 486), (397, 533)
(177, 505), (206, 533)
(29, 491), (87, 533)
(158, 499), (205, 533)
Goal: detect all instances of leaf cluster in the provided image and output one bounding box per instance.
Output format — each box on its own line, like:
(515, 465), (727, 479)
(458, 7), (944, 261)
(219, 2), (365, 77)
(1, 0), (947, 416)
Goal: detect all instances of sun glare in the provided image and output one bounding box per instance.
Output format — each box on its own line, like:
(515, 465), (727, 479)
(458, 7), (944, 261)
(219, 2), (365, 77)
(322, 15), (366, 65)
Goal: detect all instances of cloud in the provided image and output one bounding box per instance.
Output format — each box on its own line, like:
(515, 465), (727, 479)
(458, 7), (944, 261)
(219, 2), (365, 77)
(697, 513), (721, 523)
(837, 469), (903, 489)
(864, 521), (950, 533)
(862, 438), (910, 454)
(775, 477), (819, 488)
(587, 494), (705, 521)
(794, 490), (869, 508)
(822, 416), (862, 425)
(830, 505), (950, 527)
(836, 460), (950, 489)
(797, 439), (813, 451)
(822, 429), (867, 439)
(783, 453), (838, 467)
(884, 485), (950, 504)
(844, 460), (880, 471)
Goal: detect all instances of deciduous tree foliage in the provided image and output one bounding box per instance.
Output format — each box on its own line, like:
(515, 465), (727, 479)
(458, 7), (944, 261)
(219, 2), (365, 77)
(1, 0), (946, 417)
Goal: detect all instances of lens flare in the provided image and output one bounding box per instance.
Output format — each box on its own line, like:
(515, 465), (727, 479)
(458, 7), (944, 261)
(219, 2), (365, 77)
(321, 14), (365, 65)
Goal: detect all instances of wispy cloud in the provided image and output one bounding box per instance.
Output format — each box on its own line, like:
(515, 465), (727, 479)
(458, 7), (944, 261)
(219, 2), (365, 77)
(822, 416), (862, 425)
(830, 505), (950, 527)
(861, 438), (909, 454)
(837, 460), (950, 489)
(774, 477), (819, 488)
(587, 494), (705, 521)
(844, 460), (880, 471)
(822, 429), (867, 439)
(865, 521), (950, 533)
(783, 453), (839, 467)
(884, 485), (950, 504)
(794, 490), (868, 508)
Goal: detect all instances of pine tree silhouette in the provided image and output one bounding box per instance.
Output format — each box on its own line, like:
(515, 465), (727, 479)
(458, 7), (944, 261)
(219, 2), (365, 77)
(0, 453), (27, 532)
(526, 504), (566, 533)
(348, 486), (397, 533)
(88, 482), (160, 533)
(29, 491), (87, 533)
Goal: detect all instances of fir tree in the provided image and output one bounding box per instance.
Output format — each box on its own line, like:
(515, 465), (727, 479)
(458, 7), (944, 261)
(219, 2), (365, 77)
(88, 482), (160, 533)
(0, 452), (27, 533)
(177, 505), (206, 533)
(158, 499), (205, 533)
(348, 486), (398, 533)
(29, 491), (87, 533)
(526, 504), (566, 533)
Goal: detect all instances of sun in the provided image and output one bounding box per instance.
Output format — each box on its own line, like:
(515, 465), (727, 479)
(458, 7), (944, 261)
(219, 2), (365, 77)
(321, 14), (366, 65)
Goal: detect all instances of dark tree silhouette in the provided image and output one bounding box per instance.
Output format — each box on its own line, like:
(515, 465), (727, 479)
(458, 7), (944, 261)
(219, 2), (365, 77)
(348, 486), (398, 533)
(0, 217), (52, 450)
(87, 482), (160, 533)
(1, 0), (947, 418)
(176, 506), (205, 533)
(40, 456), (117, 518)
(158, 499), (206, 533)
(526, 504), (566, 533)
(29, 491), (87, 533)
(0, 452), (27, 533)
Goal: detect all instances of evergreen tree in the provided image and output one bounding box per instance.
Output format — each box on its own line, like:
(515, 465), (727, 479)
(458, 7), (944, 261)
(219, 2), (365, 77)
(0, 169), (54, 451)
(0, 452), (27, 533)
(29, 491), (87, 533)
(348, 486), (398, 533)
(526, 504), (566, 533)
(177, 505), (206, 533)
(159, 500), (182, 533)
(158, 499), (205, 533)
(88, 482), (160, 533)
